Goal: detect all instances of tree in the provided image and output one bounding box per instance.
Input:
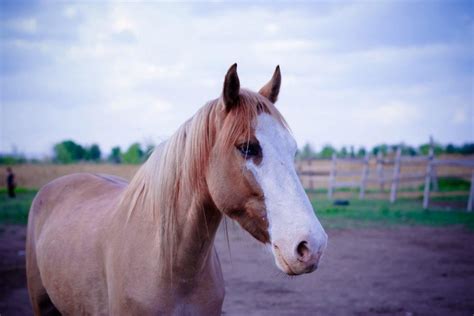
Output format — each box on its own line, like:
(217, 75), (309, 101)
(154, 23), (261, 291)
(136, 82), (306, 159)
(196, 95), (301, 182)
(53, 140), (85, 163)
(444, 143), (474, 155)
(144, 143), (155, 160)
(460, 143), (474, 155)
(339, 146), (348, 157)
(372, 144), (388, 156)
(0, 154), (27, 165)
(108, 146), (122, 164)
(349, 146), (355, 158)
(319, 145), (336, 159)
(401, 145), (417, 156)
(356, 147), (367, 157)
(122, 143), (144, 164)
(297, 143), (317, 160)
(418, 142), (443, 156)
(86, 144), (101, 162)
(445, 144), (456, 154)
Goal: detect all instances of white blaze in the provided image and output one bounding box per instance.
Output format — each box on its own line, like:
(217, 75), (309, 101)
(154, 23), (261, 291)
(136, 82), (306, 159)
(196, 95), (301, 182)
(246, 113), (327, 272)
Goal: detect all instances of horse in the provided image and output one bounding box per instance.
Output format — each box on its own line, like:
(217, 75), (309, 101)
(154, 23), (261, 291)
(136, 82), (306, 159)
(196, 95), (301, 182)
(26, 64), (328, 315)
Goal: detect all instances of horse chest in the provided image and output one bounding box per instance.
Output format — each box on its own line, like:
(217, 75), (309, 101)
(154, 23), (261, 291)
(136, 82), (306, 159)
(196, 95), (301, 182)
(105, 252), (225, 315)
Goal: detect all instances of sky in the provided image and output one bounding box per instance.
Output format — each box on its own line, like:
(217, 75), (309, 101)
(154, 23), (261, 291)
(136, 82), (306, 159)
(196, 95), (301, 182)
(0, 1), (473, 158)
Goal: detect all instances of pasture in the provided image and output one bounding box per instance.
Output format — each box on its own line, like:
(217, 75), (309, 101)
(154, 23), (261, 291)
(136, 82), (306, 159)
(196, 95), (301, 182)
(1, 164), (473, 314)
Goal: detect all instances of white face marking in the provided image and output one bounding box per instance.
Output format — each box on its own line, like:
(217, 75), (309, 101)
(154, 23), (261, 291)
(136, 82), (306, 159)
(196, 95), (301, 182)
(246, 113), (327, 273)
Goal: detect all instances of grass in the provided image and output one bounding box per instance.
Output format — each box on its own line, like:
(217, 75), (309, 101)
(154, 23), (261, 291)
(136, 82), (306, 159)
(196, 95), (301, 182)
(311, 193), (474, 230)
(1, 187), (473, 231)
(0, 188), (37, 225)
(430, 177), (471, 191)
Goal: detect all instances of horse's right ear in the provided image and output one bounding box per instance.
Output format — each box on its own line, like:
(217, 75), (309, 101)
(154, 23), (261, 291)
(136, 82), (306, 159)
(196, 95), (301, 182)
(259, 65), (281, 103)
(222, 63), (240, 111)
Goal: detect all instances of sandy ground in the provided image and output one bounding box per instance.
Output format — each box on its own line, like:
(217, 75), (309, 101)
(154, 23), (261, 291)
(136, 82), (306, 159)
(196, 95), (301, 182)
(1, 223), (473, 315)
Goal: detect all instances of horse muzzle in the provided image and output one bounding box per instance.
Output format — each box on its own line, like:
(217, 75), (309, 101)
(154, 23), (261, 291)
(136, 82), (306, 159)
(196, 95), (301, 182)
(271, 232), (328, 275)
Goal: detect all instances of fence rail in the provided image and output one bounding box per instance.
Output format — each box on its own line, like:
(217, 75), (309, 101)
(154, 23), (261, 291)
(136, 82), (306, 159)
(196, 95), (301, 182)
(296, 150), (474, 211)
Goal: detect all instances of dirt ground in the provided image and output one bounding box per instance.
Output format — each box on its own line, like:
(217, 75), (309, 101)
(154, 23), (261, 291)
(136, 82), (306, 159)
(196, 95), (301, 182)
(1, 223), (473, 315)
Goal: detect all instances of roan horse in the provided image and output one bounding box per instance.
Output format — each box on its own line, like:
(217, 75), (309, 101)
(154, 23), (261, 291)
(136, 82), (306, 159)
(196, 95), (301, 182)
(26, 64), (328, 315)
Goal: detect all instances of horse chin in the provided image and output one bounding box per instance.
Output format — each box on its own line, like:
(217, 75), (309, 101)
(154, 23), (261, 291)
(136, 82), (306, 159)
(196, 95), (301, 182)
(271, 246), (319, 276)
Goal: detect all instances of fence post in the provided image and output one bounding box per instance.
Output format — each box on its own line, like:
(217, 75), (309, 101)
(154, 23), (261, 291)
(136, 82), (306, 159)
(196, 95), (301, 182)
(376, 151), (384, 191)
(468, 171), (474, 212)
(359, 152), (370, 199)
(428, 137), (439, 191)
(309, 161), (314, 190)
(423, 157), (433, 210)
(390, 147), (401, 203)
(328, 153), (336, 199)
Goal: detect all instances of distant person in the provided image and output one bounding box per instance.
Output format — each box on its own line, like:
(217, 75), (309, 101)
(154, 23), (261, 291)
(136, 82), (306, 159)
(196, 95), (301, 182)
(6, 167), (16, 198)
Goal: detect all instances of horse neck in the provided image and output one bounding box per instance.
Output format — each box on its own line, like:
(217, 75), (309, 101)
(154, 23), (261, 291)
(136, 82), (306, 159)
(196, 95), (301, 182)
(115, 141), (223, 286)
(173, 188), (222, 281)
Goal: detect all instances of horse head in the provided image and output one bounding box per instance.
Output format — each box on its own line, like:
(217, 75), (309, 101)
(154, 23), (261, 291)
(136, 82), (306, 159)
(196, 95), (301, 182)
(206, 64), (328, 275)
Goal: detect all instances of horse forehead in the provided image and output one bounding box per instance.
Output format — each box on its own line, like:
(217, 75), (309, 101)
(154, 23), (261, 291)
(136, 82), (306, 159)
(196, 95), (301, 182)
(255, 114), (295, 152)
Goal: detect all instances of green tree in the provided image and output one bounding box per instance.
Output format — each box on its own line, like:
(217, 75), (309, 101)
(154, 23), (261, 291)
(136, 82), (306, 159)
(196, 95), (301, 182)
(86, 144), (101, 162)
(460, 143), (474, 155)
(144, 143), (155, 160)
(445, 144), (456, 154)
(340, 146), (348, 157)
(297, 143), (317, 160)
(122, 143), (144, 164)
(372, 144), (389, 155)
(401, 145), (417, 156)
(108, 146), (122, 164)
(319, 145), (336, 159)
(418, 142), (444, 156)
(53, 140), (85, 163)
(349, 146), (355, 158)
(0, 154), (27, 165)
(444, 143), (474, 155)
(357, 147), (367, 157)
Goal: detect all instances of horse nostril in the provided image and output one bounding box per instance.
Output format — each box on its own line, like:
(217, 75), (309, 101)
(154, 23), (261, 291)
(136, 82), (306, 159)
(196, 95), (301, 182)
(296, 240), (311, 262)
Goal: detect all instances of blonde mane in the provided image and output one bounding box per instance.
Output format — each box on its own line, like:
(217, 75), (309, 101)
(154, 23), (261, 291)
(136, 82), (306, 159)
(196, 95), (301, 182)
(118, 89), (287, 273)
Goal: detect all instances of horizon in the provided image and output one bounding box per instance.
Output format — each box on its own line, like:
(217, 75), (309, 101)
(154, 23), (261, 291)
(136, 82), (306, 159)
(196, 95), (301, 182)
(1, 1), (473, 157)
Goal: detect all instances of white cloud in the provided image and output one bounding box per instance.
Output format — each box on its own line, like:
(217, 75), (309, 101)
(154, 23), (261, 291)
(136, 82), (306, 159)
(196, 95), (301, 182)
(0, 2), (472, 156)
(452, 107), (468, 124)
(264, 23), (279, 34)
(356, 101), (421, 126)
(63, 6), (78, 19)
(8, 17), (37, 34)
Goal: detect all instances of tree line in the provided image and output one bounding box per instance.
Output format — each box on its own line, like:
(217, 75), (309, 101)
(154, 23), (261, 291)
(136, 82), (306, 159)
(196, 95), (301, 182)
(1, 140), (473, 165)
(296, 142), (474, 159)
(52, 140), (154, 164)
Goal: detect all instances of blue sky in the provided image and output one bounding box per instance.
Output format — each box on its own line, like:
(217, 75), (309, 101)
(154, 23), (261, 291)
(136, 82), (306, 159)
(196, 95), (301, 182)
(0, 1), (472, 157)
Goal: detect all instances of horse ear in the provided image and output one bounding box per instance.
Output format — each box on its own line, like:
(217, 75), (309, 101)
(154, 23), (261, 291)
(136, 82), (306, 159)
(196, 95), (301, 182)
(222, 63), (240, 111)
(259, 65), (281, 103)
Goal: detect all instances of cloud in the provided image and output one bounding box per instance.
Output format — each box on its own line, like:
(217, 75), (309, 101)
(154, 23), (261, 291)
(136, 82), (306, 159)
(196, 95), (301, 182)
(451, 107), (468, 124)
(0, 1), (472, 156)
(357, 102), (420, 126)
(7, 17), (37, 33)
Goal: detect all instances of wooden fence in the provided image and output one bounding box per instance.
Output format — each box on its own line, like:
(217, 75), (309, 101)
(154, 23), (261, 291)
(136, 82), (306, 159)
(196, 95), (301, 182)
(423, 159), (474, 211)
(296, 152), (474, 212)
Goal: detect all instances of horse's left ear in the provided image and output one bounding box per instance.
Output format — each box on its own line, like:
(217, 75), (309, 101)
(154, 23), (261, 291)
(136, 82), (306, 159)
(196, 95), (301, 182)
(259, 65), (281, 103)
(222, 63), (240, 111)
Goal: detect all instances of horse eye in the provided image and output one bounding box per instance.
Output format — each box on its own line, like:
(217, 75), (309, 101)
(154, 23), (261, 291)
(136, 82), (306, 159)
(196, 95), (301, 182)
(237, 143), (261, 158)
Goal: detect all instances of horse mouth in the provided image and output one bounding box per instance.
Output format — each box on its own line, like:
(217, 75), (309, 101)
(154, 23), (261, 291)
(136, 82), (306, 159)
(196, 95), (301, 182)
(272, 244), (319, 275)
(273, 245), (298, 275)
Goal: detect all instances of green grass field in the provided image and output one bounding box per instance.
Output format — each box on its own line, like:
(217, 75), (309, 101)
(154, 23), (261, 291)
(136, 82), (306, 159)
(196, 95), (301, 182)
(0, 188), (37, 225)
(310, 193), (473, 230)
(1, 187), (473, 230)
